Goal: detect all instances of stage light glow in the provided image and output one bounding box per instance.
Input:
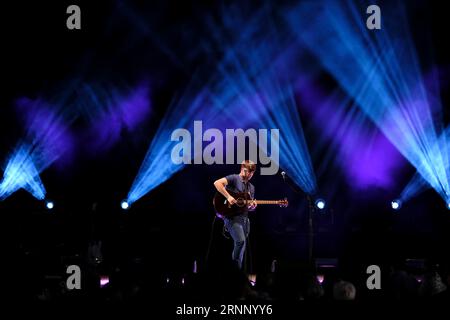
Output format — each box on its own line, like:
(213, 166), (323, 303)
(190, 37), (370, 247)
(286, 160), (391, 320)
(77, 82), (152, 154)
(0, 144), (46, 201)
(399, 172), (430, 204)
(1, 96), (75, 201)
(193, 260), (198, 274)
(46, 200), (54, 210)
(121, 200), (129, 210)
(100, 276), (110, 287)
(15, 97), (75, 172)
(296, 82), (406, 192)
(391, 199), (402, 210)
(248, 274), (257, 287)
(286, 1), (450, 204)
(315, 199), (326, 210)
(399, 126), (450, 203)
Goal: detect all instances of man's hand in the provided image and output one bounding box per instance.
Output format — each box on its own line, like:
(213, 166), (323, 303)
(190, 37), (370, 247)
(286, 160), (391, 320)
(227, 196), (237, 205)
(248, 199), (257, 211)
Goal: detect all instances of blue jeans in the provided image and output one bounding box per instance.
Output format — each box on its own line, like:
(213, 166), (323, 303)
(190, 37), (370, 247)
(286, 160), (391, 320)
(224, 214), (250, 269)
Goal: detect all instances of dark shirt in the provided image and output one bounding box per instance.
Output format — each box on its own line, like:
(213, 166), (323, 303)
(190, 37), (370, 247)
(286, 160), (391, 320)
(225, 173), (255, 200)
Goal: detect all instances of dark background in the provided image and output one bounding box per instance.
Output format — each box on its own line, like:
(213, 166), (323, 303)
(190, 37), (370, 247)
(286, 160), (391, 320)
(0, 0), (449, 301)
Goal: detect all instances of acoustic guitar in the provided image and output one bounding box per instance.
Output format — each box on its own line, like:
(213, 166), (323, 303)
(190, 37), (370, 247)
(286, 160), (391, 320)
(213, 190), (288, 218)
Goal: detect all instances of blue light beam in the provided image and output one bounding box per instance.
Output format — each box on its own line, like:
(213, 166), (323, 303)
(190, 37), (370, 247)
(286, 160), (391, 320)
(0, 144), (46, 200)
(286, 0), (450, 203)
(128, 2), (318, 203)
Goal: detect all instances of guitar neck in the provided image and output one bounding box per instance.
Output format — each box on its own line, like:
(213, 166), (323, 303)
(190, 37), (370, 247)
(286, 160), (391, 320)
(250, 200), (282, 205)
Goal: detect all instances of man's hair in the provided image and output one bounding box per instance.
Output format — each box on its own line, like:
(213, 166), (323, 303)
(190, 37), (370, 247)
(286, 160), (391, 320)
(241, 160), (256, 172)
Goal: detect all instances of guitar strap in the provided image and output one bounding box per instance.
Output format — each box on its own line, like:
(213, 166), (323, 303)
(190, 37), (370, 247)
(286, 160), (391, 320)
(244, 180), (248, 199)
(243, 179), (250, 202)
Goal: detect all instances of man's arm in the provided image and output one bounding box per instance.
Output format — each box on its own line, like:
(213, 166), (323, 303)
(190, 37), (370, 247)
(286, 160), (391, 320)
(214, 177), (237, 204)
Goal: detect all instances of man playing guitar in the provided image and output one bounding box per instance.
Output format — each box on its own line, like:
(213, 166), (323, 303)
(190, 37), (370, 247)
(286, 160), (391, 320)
(213, 160), (257, 270)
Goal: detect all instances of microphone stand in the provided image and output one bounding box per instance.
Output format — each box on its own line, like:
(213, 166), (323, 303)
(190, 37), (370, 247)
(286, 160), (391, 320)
(306, 195), (314, 265)
(281, 173), (315, 265)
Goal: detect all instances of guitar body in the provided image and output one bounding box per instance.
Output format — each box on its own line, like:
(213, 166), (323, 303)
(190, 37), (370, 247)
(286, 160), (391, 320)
(213, 190), (252, 218)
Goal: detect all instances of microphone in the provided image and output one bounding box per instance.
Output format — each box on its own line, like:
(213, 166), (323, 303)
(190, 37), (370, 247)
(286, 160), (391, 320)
(281, 171), (304, 194)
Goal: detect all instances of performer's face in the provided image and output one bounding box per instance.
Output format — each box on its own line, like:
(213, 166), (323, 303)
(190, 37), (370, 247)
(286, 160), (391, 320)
(240, 167), (254, 181)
